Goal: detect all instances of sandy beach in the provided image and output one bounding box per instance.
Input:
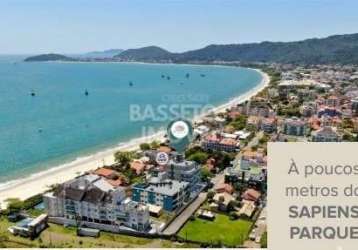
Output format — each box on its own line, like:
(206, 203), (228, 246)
(0, 68), (270, 209)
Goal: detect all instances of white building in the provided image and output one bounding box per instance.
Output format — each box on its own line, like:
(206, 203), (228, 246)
(43, 174), (150, 232)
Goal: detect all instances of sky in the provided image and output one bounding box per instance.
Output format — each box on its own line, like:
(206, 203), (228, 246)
(0, 0), (357, 54)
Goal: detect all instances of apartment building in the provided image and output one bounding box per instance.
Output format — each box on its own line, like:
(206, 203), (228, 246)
(43, 174), (150, 232)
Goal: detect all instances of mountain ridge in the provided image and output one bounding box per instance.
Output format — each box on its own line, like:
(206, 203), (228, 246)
(24, 33), (358, 65)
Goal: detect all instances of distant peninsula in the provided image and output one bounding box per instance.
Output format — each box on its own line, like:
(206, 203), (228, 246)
(24, 53), (76, 62)
(24, 33), (358, 65)
(81, 49), (124, 59)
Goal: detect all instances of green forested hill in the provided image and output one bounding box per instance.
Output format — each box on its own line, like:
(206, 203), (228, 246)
(115, 33), (358, 65)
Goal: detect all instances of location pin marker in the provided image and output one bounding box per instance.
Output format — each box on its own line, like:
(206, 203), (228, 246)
(167, 119), (193, 154)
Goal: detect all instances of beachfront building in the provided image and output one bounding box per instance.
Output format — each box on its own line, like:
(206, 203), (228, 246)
(8, 214), (48, 239)
(43, 174), (150, 232)
(132, 180), (189, 212)
(201, 133), (240, 152)
(282, 117), (306, 136)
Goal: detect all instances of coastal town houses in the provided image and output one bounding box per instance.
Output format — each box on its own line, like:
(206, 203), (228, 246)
(282, 117), (306, 136)
(93, 167), (127, 187)
(238, 100), (274, 118)
(240, 149), (266, 171)
(317, 106), (342, 118)
(311, 126), (341, 142)
(300, 102), (316, 117)
(260, 118), (276, 133)
(247, 116), (262, 130)
(43, 174), (151, 232)
(238, 149), (267, 183)
(242, 188), (261, 203)
(211, 192), (235, 212)
(202, 133), (240, 152)
(215, 183), (234, 194)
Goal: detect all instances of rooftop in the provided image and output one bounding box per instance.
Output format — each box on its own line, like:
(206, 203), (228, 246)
(134, 179), (189, 196)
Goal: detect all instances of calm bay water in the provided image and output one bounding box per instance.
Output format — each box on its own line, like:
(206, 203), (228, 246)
(0, 56), (262, 183)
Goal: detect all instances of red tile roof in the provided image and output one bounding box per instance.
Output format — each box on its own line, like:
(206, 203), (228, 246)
(242, 188), (261, 202)
(158, 146), (172, 153)
(94, 168), (116, 178)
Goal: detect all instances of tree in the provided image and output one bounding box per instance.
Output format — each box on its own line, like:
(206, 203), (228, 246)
(207, 191), (215, 201)
(6, 198), (23, 214)
(150, 140), (160, 149)
(227, 200), (239, 212)
(342, 118), (353, 129)
(218, 195), (225, 203)
(139, 143), (151, 151)
(229, 115), (247, 130)
(259, 134), (269, 145)
(200, 167), (214, 182)
(114, 151), (133, 168)
(185, 146), (205, 158)
(260, 232), (267, 248)
(0, 234), (9, 247)
(234, 182), (246, 195)
(188, 152), (208, 164)
(211, 151), (235, 171)
(343, 132), (355, 142)
(229, 211), (239, 220)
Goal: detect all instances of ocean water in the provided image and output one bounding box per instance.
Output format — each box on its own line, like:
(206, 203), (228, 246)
(0, 56), (262, 183)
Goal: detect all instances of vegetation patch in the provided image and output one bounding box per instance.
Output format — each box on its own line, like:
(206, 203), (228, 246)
(178, 213), (252, 247)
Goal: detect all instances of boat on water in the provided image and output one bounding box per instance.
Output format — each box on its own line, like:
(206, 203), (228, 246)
(129, 81), (134, 86)
(85, 89), (89, 96)
(30, 90), (36, 96)
(186, 73), (190, 78)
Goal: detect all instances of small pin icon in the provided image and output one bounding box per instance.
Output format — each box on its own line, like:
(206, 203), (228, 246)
(156, 152), (169, 166)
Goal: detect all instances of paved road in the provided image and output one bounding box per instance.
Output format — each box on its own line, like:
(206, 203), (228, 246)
(162, 192), (207, 235)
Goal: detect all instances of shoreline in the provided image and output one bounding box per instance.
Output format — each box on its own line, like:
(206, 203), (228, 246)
(0, 68), (270, 209)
